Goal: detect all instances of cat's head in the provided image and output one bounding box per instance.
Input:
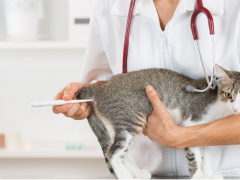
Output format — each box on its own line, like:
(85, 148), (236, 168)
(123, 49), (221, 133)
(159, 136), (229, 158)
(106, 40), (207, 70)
(216, 64), (240, 114)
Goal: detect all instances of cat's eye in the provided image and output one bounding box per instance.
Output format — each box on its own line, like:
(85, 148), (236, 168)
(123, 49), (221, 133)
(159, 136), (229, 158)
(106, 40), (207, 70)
(225, 92), (232, 99)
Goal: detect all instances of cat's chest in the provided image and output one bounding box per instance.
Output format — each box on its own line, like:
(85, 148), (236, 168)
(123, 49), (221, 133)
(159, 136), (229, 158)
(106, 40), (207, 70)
(182, 100), (232, 127)
(168, 100), (232, 127)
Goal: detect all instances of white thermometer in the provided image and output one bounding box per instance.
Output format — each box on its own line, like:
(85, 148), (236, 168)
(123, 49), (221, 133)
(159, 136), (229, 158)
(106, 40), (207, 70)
(31, 99), (94, 107)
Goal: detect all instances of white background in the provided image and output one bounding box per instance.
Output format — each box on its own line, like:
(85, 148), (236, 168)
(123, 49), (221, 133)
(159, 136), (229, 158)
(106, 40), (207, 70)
(0, 0), (113, 178)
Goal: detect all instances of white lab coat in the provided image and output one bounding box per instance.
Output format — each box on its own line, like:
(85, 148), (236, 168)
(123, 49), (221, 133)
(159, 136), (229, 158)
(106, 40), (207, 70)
(79, 0), (240, 177)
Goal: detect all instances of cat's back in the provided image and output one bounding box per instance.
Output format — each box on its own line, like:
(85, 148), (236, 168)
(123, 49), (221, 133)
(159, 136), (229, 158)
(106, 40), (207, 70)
(103, 68), (193, 93)
(94, 68), (193, 105)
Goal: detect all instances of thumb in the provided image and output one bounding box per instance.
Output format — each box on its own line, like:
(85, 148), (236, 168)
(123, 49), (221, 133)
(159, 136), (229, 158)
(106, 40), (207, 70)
(63, 83), (83, 101)
(146, 85), (163, 113)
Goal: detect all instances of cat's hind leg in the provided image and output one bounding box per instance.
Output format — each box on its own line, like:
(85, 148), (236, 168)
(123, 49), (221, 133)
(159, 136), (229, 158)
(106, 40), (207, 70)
(185, 147), (207, 179)
(107, 128), (151, 179)
(106, 130), (135, 179)
(124, 154), (151, 179)
(202, 147), (224, 179)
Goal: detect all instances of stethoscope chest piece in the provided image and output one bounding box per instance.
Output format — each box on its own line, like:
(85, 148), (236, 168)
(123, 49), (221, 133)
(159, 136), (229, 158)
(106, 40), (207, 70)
(213, 76), (220, 86)
(186, 76), (220, 93)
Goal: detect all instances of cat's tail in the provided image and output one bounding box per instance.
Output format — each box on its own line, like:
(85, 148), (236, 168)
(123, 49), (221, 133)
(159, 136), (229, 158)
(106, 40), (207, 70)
(76, 85), (96, 100)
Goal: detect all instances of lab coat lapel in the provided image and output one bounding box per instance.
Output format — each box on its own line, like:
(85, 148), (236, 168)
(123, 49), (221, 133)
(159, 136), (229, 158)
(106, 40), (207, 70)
(111, 0), (224, 17)
(140, 0), (224, 27)
(111, 0), (160, 25)
(111, 0), (144, 16)
(140, 0), (160, 25)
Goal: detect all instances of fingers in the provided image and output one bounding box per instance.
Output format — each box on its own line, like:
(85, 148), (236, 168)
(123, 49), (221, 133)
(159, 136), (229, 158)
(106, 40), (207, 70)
(53, 103), (74, 114)
(52, 82), (91, 120)
(63, 103), (81, 117)
(53, 86), (67, 100)
(63, 82), (84, 101)
(72, 103), (93, 120)
(75, 103), (89, 116)
(146, 85), (164, 113)
(52, 82), (85, 114)
(62, 102), (92, 120)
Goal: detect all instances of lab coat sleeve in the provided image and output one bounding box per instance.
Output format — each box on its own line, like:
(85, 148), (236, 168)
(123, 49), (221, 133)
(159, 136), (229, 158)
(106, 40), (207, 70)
(79, 9), (113, 83)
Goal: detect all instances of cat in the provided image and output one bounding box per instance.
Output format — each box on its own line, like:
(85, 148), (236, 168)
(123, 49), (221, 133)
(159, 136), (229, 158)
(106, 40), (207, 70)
(76, 64), (240, 179)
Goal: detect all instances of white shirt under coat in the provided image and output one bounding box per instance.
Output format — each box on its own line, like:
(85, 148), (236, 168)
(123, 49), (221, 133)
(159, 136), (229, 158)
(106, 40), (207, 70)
(79, 0), (240, 177)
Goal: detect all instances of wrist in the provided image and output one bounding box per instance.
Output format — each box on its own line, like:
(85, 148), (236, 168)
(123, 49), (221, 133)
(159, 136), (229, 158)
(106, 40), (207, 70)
(170, 126), (189, 149)
(156, 124), (187, 149)
(174, 127), (192, 149)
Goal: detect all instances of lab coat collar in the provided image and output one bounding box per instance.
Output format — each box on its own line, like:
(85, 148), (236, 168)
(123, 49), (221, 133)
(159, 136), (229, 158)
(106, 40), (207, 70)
(111, 0), (144, 16)
(111, 0), (224, 17)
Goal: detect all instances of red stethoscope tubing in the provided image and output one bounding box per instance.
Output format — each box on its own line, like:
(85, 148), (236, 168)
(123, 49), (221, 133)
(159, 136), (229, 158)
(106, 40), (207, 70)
(191, 0), (215, 40)
(122, 0), (136, 73)
(122, 0), (215, 73)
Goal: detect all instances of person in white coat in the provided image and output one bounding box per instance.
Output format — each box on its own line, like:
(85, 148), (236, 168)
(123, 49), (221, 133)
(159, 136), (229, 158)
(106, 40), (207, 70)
(53, 0), (240, 177)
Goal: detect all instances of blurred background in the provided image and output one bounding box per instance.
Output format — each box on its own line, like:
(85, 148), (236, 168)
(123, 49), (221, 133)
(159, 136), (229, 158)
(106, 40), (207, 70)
(0, 0), (114, 179)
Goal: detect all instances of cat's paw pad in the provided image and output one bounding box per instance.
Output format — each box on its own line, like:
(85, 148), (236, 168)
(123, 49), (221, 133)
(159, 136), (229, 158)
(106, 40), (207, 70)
(210, 173), (224, 179)
(136, 169), (151, 179)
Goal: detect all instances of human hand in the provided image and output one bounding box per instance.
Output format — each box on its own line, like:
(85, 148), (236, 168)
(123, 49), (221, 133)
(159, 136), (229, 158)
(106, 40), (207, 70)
(52, 82), (92, 120)
(143, 86), (184, 149)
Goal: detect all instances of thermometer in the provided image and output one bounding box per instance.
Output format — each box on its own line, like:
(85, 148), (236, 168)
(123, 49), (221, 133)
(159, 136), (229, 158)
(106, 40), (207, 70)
(31, 99), (94, 107)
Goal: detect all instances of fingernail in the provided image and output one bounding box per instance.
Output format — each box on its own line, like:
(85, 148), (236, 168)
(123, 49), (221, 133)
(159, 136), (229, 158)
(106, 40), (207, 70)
(146, 86), (153, 92)
(64, 94), (69, 97)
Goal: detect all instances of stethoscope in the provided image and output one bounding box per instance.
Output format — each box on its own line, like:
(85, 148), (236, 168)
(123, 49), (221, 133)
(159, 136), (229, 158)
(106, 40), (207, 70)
(122, 0), (220, 93)
(31, 0), (222, 108)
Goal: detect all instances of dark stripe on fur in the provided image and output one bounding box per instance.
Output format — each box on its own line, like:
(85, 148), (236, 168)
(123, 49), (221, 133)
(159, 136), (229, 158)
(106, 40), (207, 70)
(185, 148), (197, 177)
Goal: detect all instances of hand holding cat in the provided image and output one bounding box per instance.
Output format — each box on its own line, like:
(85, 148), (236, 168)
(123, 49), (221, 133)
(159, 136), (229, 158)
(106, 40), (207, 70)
(52, 82), (92, 120)
(143, 86), (183, 149)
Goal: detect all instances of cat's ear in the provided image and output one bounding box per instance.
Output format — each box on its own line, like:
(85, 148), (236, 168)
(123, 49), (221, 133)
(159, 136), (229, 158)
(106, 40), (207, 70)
(215, 64), (231, 84)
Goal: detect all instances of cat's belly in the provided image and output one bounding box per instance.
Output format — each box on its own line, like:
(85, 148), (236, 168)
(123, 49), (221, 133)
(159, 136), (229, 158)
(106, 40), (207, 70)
(167, 108), (184, 126)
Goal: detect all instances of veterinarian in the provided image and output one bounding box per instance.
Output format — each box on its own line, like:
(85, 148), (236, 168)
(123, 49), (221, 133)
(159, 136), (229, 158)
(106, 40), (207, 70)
(53, 0), (240, 177)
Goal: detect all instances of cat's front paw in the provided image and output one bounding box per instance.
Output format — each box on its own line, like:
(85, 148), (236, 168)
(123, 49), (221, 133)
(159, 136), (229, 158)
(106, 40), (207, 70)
(135, 169), (151, 180)
(210, 173), (224, 179)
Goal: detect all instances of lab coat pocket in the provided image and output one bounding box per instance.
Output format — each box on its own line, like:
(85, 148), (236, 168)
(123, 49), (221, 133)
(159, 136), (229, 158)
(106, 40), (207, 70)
(111, 0), (143, 16)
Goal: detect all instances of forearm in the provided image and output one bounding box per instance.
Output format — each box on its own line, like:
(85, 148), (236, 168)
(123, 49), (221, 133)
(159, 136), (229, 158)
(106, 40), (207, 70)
(176, 114), (240, 149)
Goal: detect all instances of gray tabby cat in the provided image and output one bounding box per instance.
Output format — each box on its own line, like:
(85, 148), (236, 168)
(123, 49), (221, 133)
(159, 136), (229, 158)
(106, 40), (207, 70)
(77, 64), (239, 179)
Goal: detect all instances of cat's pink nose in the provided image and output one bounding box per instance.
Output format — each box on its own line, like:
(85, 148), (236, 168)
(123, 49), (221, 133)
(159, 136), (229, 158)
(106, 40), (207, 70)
(233, 108), (239, 112)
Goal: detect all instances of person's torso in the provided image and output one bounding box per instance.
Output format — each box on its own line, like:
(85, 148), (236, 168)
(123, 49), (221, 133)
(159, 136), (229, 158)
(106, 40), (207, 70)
(94, 0), (240, 177)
